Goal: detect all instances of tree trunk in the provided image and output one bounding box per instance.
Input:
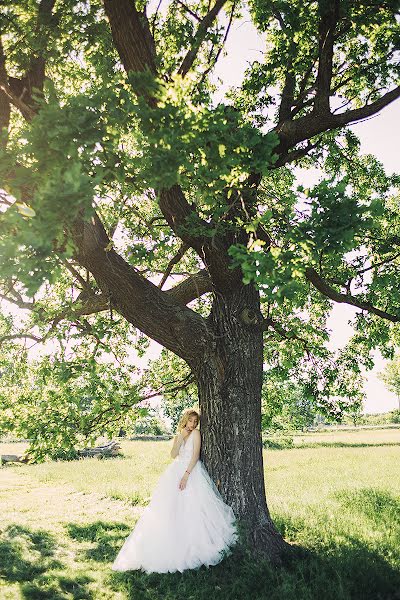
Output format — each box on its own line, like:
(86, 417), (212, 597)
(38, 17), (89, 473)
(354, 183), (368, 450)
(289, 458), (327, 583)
(193, 284), (291, 563)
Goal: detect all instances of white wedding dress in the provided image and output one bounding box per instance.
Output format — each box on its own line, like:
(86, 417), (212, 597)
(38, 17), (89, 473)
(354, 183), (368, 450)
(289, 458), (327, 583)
(112, 431), (238, 573)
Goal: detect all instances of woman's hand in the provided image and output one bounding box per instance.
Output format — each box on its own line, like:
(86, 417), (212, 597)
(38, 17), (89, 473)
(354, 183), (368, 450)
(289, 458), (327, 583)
(180, 427), (191, 441)
(179, 473), (189, 490)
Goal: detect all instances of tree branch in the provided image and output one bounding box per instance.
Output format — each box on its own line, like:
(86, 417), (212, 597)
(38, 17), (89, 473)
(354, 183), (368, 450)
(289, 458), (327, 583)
(84, 371), (195, 434)
(158, 243), (189, 289)
(23, 0), (56, 105)
(0, 333), (42, 347)
(59, 258), (93, 291)
(261, 317), (314, 356)
(0, 80), (36, 120)
(157, 185), (232, 288)
(175, 0), (202, 22)
(196, 1), (235, 90)
(278, 54), (296, 123)
(102, 0), (157, 77)
(70, 212), (212, 363)
(165, 268), (213, 305)
(3, 2), (214, 364)
(0, 291), (34, 311)
(314, 0), (340, 114)
(272, 84), (400, 164)
(0, 37), (10, 144)
(355, 252), (400, 277)
(305, 267), (400, 322)
(274, 139), (320, 167)
(5, 0), (56, 111)
(332, 85), (400, 128)
(102, 1), (235, 289)
(177, 0), (229, 77)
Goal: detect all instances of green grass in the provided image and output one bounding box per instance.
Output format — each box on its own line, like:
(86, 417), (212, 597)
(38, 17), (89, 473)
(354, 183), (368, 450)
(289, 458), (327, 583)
(0, 429), (399, 600)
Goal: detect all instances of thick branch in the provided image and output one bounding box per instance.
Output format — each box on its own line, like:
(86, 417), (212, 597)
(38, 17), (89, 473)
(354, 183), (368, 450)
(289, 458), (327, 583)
(314, 0), (340, 114)
(0, 38), (10, 142)
(70, 213), (212, 363)
(6, 0), (56, 109)
(305, 267), (400, 322)
(0, 333), (42, 346)
(0, 291), (34, 311)
(278, 52), (296, 123)
(0, 81), (36, 121)
(332, 85), (400, 128)
(25, 0), (56, 102)
(103, 0), (157, 76)
(102, 1), (235, 289)
(177, 0), (229, 77)
(165, 268), (213, 305)
(273, 84), (400, 163)
(157, 185), (233, 288)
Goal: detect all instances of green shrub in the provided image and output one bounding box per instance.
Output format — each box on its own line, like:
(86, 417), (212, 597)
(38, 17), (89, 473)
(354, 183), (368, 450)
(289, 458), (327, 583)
(262, 434), (294, 450)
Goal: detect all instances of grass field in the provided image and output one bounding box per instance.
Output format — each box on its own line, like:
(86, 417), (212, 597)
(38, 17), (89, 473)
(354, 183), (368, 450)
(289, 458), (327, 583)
(0, 428), (399, 600)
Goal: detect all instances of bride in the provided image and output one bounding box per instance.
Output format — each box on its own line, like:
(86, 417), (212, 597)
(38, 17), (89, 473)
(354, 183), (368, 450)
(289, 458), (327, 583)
(112, 408), (238, 573)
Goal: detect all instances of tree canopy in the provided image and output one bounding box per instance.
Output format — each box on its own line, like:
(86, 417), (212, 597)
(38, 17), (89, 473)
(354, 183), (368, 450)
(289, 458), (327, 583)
(0, 0), (400, 460)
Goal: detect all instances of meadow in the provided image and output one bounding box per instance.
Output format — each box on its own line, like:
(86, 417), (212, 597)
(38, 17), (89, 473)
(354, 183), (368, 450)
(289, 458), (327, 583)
(0, 427), (399, 600)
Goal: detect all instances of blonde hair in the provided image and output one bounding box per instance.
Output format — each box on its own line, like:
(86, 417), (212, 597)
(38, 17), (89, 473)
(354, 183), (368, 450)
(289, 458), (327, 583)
(177, 408), (200, 433)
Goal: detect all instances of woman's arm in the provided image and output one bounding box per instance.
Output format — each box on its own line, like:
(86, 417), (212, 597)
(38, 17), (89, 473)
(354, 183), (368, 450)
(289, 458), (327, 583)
(179, 430), (201, 489)
(170, 432), (185, 458)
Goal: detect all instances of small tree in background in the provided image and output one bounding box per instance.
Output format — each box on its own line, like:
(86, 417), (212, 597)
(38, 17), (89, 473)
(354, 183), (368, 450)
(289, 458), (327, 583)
(379, 356), (400, 411)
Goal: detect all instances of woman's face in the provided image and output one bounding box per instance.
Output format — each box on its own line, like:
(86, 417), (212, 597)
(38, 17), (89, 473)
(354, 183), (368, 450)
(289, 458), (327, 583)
(186, 415), (198, 430)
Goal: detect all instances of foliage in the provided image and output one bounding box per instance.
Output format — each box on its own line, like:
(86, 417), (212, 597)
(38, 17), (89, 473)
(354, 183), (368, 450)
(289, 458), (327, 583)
(0, 345), (148, 462)
(390, 409), (400, 423)
(142, 349), (198, 431)
(342, 410), (400, 426)
(378, 354), (400, 406)
(130, 413), (169, 436)
(262, 434), (294, 450)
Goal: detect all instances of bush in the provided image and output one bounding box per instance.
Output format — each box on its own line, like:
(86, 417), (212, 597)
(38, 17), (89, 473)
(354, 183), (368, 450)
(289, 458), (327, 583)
(130, 415), (169, 435)
(390, 409), (400, 424)
(262, 434), (294, 450)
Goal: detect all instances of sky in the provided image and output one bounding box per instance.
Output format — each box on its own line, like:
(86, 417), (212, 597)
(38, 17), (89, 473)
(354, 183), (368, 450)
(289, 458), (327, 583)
(207, 11), (400, 414)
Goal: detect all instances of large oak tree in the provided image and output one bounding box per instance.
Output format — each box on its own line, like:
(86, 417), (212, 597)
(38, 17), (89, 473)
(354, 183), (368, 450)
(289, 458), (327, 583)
(1, 0), (400, 562)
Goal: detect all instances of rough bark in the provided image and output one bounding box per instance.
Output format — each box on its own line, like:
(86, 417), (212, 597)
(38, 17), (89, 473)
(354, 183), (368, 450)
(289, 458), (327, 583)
(194, 284), (291, 562)
(314, 0), (340, 115)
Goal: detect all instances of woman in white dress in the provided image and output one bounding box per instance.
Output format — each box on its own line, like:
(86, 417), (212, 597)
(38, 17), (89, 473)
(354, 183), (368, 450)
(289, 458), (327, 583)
(112, 408), (239, 573)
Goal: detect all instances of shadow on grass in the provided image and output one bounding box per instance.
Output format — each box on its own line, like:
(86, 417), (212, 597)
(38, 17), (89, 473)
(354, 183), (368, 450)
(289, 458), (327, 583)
(106, 530), (400, 600)
(5, 493), (399, 600)
(66, 521), (132, 563)
(0, 524), (94, 599)
(103, 492), (399, 600)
